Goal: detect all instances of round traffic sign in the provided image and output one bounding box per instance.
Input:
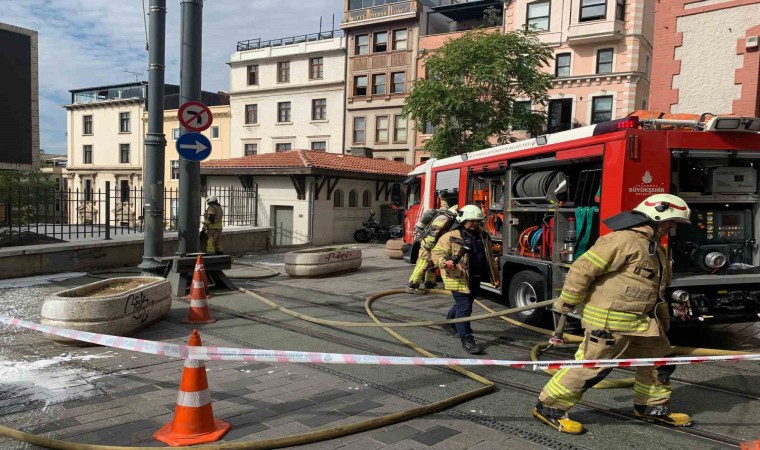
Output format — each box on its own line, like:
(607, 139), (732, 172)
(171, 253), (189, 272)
(176, 132), (212, 162)
(178, 101), (213, 132)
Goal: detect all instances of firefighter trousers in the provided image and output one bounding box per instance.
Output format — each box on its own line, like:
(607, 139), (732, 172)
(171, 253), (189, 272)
(539, 328), (674, 411)
(206, 229), (223, 254)
(409, 248), (437, 286)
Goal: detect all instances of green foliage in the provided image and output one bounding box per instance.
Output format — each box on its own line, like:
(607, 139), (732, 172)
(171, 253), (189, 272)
(403, 29), (553, 158)
(0, 170), (58, 228)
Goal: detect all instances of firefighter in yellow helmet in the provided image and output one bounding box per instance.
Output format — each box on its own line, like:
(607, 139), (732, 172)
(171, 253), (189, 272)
(407, 194), (459, 294)
(533, 194), (693, 434)
(202, 195), (224, 255)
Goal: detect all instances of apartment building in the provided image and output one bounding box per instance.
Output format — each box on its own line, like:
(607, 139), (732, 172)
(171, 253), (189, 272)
(651, 0), (760, 116)
(341, 0), (420, 163)
(229, 30), (346, 157)
(0, 22), (39, 171)
(504, 0), (653, 132)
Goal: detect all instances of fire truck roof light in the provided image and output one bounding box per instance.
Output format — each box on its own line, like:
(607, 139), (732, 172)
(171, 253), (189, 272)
(705, 116), (760, 133)
(592, 116), (640, 136)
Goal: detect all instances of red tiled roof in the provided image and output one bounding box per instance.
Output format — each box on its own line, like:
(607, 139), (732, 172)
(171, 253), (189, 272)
(202, 150), (413, 176)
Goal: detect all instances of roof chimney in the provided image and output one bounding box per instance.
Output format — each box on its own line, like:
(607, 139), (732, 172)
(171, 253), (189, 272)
(349, 147), (373, 158)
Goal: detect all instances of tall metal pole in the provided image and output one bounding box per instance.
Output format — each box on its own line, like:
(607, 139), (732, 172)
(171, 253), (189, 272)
(177, 0), (203, 255)
(139, 0), (168, 275)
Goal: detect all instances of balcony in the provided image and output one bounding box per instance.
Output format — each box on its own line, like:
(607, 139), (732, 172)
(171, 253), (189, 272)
(237, 30), (344, 52)
(343, 1), (418, 29)
(567, 19), (624, 45)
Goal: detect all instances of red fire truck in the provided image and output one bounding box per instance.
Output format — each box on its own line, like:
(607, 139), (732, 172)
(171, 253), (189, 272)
(402, 112), (760, 326)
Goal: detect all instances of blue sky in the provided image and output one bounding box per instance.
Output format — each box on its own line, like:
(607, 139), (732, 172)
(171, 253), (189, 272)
(3, 0), (344, 155)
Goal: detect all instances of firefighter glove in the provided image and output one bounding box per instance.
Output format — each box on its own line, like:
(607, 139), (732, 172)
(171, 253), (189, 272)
(553, 298), (576, 314)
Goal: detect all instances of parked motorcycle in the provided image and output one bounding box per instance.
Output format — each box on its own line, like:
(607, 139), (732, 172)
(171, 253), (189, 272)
(353, 210), (402, 243)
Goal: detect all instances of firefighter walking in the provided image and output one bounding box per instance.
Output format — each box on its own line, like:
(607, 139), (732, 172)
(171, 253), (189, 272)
(533, 194), (693, 434)
(407, 193), (458, 294)
(202, 195), (224, 255)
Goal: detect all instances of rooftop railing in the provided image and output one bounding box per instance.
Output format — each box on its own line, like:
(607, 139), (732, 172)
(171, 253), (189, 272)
(237, 30), (344, 52)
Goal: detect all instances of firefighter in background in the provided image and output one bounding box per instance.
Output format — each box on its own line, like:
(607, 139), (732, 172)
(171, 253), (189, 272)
(432, 205), (500, 354)
(202, 195), (224, 255)
(407, 193), (458, 294)
(533, 194), (693, 434)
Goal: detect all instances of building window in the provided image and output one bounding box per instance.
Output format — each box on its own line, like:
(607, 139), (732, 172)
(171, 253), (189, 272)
(333, 189), (344, 207)
(120, 180), (130, 203)
(311, 141), (327, 151)
(362, 190), (371, 207)
(392, 29), (407, 50)
(310, 57), (324, 79)
(278, 101), (291, 122)
(84, 179), (92, 202)
(247, 64), (259, 85)
(616, 0), (625, 20)
(353, 117), (366, 144)
(580, 0), (606, 21)
(244, 143), (258, 156)
(277, 61), (290, 83)
(210, 126), (219, 139)
(591, 96), (614, 124)
(355, 34), (369, 55)
(393, 157), (406, 163)
(391, 72), (405, 93)
(513, 101), (532, 129)
(394, 115), (407, 143)
(120, 144), (130, 164)
(83, 115), (93, 135)
(171, 160), (179, 179)
(645, 54), (651, 77)
(596, 48), (613, 74)
(119, 112), (130, 133)
(423, 121), (438, 134)
(275, 143), (292, 152)
(376, 115), (389, 143)
(354, 75), (368, 96)
(527, 1), (550, 31)
(642, 97), (648, 110)
(349, 189), (358, 207)
(312, 98), (327, 120)
(373, 31), (388, 53)
(245, 104), (258, 124)
(172, 128), (180, 140)
(372, 74), (386, 95)
(555, 53), (571, 77)
(83, 145), (93, 164)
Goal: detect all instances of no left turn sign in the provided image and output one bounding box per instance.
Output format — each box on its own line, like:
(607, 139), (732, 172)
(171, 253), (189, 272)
(178, 101), (213, 132)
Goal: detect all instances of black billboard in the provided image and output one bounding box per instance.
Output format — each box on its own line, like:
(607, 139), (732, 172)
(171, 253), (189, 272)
(0, 28), (33, 166)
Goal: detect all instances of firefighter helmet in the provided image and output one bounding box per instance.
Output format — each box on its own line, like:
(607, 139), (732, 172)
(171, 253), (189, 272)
(456, 205), (485, 223)
(633, 194), (691, 224)
(206, 195), (218, 204)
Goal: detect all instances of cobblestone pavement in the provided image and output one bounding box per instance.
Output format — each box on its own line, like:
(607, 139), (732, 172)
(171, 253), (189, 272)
(0, 244), (759, 449)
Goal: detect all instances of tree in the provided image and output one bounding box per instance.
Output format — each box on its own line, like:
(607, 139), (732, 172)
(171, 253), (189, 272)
(403, 29), (553, 158)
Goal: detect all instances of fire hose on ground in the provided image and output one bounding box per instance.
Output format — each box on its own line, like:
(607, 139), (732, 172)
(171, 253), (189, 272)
(0, 281), (753, 449)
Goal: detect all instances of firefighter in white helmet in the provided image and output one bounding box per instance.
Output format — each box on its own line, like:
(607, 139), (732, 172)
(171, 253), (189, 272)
(533, 194), (693, 434)
(431, 204), (500, 354)
(202, 195), (224, 255)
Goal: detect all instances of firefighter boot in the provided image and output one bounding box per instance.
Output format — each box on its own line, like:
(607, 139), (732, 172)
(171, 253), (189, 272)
(634, 405), (692, 427)
(405, 283), (426, 295)
(461, 336), (483, 354)
(532, 402), (585, 435)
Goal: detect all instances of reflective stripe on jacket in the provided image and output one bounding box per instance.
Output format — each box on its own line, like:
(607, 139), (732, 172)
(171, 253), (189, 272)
(431, 228), (500, 294)
(559, 225), (671, 336)
(204, 204), (224, 230)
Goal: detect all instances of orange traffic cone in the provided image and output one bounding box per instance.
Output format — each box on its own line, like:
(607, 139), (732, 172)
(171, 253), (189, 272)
(741, 439), (760, 450)
(182, 256), (216, 324)
(199, 256), (213, 299)
(154, 330), (231, 446)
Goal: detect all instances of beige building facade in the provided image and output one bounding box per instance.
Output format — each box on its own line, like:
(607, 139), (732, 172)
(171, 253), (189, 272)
(229, 31), (346, 157)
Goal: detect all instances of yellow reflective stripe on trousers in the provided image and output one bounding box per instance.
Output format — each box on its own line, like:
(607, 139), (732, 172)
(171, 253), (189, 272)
(582, 250), (609, 271)
(560, 290), (583, 304)
(633, 381), (672, 399)
(582, 304), (649, 332)
(544, 369), (581, 406)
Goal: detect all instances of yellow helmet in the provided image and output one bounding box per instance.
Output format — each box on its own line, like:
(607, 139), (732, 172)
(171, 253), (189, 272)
(633, 194), (691, 224)
(456, 205), (485, 223)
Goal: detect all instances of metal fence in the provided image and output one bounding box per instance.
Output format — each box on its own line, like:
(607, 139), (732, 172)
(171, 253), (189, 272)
(0, 183), (258, 247)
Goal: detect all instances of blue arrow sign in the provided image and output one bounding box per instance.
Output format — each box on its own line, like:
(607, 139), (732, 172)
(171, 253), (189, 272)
(176, 132), (212, 162)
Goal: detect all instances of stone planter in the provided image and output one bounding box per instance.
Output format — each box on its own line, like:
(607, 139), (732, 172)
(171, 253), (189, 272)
(284, 247), (362, 277)
(41, 277), (172, 344)
(386, 239), (404, 260)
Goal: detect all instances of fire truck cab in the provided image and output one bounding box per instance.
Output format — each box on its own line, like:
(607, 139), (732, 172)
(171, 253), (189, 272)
(403, 112), (760, 326)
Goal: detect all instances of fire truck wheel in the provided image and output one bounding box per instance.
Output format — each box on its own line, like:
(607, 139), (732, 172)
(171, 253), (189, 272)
(507, 270), (547, 325)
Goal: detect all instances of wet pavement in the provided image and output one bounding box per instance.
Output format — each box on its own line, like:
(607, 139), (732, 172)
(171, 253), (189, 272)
(0, 244), (759, 449)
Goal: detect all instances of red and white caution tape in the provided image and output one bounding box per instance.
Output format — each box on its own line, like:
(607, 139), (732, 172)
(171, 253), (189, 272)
(2, 316), (759, 370)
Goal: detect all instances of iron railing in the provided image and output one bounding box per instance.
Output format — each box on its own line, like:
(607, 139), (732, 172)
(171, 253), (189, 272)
(237, 30), (344, 51)
(0, 184), (258, 247)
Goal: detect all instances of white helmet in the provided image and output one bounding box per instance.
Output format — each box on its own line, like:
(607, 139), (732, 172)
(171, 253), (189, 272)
(456, 205), (485, 223)
(633, 194), (691, 224)
(206, 195), (218, 204)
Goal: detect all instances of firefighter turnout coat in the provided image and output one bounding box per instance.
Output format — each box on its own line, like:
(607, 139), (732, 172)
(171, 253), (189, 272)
(431, 228), (500, 294)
